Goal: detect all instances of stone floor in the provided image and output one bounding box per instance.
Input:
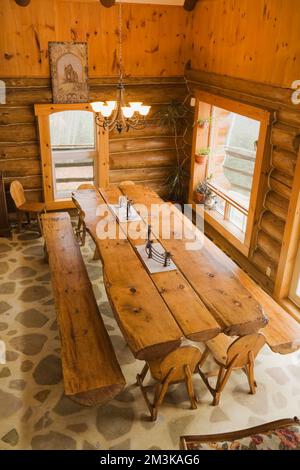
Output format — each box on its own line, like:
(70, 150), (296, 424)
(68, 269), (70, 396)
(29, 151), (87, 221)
(0, 226), (300, 450)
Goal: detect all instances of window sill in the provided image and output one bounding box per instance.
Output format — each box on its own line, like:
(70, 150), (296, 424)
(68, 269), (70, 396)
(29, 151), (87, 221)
(278, 298), (300, 324)
(203, 207), (250, 257)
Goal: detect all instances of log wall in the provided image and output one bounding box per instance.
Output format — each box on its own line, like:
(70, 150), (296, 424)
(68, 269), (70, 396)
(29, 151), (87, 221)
(186, 68), (300, 292)
(0, 76), (188, 209)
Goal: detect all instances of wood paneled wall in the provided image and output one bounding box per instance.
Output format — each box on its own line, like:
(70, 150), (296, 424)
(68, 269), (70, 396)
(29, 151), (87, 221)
(0, 0), (192, 77)
(190, 0), (300, 88)
(186, 68), (300, 292)
(0, 76), (187, 208)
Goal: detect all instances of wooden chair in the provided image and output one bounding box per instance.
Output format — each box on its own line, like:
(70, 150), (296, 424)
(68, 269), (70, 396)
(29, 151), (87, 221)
(198, 333), (265, 406)
(136, 345), (201, 421)
(10, 180), (46, 233)
(76, 183), (96, 190)
(71, 195), (86, 246)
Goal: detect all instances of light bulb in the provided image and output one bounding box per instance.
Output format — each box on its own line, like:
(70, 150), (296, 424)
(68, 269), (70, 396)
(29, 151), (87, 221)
(139, 105), (151, 116)
(100, 105), (113, 117)
(91, 101), (104, 112)
(106, 101), (116, 109)
(129, 102), (143, 112)
(122, 106), (135, 118)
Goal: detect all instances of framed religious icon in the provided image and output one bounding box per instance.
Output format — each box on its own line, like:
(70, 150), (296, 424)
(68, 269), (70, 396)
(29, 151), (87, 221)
(49, 42), (89, 103)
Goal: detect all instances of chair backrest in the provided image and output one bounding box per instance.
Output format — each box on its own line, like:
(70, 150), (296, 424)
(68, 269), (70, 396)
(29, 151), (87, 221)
(77, 183), (95, 190)
(119, 180), (135, 186)
(226, 333), (265, 368)
(10, 180), (26, 208)
(149, 346), (201, 383)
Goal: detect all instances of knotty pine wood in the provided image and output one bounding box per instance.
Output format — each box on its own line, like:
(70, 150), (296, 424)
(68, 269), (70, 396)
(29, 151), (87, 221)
(190, 0), (300, 89)
(42, 212), (126, 405)
(0, 0), (192, 77)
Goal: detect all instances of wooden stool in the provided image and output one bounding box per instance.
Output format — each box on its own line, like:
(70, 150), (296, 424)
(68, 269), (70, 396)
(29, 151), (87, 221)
(136, 346), (201, 421)
(10, 180), (46, 234)
(198, 333), (265, 406)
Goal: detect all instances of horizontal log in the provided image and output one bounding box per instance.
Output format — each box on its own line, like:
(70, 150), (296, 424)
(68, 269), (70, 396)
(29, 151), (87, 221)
(110, 149), (177, 170)
(269, 171), (292, 200)
(0, 143), (40, 159)
(0, 106), (35, 125)
(256, 230), (281, 264)
(271, 124), (300, 153)
(6, 88), (52, 105)
(260, 211), (285, 244)
(264, 191), (289, 221)
(109, 136), (177, 154)
(0, 158), (41, 176)
(109, 167), (172, 184)
(90, 85), (187, 105)
(1, 76), (185, 89)
(0, 123), (37, 142)
(271, 147), (297, 176)
(185, 68), (296, 111)
(4, 174), (42, 190)
(251, 249), (277, 282)
(277, 108), (300, 127)
(270, 169), (293, 189)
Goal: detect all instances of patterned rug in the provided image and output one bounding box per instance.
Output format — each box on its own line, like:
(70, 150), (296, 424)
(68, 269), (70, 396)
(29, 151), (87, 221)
(0, 227), (299, 450)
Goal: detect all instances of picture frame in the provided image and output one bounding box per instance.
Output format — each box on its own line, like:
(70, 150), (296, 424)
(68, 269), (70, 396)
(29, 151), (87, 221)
(49, 42), (89, 104)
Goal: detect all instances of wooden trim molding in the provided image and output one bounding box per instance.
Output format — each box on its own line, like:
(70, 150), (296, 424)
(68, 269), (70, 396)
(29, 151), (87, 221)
(34, 103), (109, 210)
(188, 91), (271, 257)
(274, 148), (300, 301)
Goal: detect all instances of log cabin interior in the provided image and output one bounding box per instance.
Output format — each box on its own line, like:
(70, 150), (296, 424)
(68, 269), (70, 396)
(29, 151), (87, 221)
(0, 0), (300, 452)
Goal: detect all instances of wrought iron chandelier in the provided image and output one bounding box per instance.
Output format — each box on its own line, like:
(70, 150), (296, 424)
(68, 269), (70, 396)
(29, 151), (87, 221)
(91, 1), (151, 133)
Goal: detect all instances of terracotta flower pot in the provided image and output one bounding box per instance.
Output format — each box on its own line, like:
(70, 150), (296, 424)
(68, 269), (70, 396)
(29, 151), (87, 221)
(194, 192), (206, 204)
(195, 154), (207, 164)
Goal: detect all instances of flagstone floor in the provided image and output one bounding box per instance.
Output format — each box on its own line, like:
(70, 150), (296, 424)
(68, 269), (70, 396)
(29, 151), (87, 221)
(0, 227), (299, 450)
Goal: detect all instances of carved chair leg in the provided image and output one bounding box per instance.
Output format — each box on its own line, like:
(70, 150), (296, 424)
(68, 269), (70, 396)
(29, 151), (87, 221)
(199, 347), (210, 368)
(27, 212), (31, 224)
(184, 364), (197, 409)
(93, 246), (100, 260)
(37, 212), (43, 236)
(136, 363), (149, 386)
(151, 368), (175, 421)
(81, 224), (86, 246)
(212, 366), (225, 406)
(247, 352), (256, 395)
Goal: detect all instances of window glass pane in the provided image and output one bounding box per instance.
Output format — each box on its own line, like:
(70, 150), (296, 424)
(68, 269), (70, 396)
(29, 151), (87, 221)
(214, 195), (225, 216)
(50, 110), (95, 149)
(228, 206), (247, 232)
(49, 110), (96, 200)
(208, 107), (260, 210)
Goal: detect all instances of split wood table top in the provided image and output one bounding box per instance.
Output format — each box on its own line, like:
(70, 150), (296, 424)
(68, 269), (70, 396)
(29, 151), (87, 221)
(73, 185), (269, 361)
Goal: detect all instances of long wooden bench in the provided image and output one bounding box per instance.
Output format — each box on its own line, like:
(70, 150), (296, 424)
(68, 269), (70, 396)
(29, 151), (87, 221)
(119, 183), (300, 355)
(42, 212), (126, 406)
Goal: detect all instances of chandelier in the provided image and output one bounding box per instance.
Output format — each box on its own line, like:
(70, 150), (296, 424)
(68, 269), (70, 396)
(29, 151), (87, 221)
(91, 2), (151, 133)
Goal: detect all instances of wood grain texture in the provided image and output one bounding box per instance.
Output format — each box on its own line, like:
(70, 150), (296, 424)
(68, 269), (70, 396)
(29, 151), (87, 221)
(119, 183), (269, 336)
(0, 0), (192, 77)
(190, 0), (300, 88)
(42, 212), (126, 405)
(72, 188), (183, 361)
(99, 185), (221, 343)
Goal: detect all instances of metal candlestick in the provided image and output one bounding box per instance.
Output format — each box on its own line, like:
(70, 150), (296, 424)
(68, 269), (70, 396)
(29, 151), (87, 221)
(145, 225), (172, 267)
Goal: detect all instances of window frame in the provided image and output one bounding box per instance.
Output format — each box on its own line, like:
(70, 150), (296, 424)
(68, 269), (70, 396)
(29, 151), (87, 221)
(189, 91), (271, 257)
(34, 103), (109, 211)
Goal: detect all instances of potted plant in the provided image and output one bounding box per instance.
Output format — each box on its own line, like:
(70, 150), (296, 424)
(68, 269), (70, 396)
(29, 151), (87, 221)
(195, 147), (210, 164)
(197, 116), (212, 129)
(194, 177), (212, 204)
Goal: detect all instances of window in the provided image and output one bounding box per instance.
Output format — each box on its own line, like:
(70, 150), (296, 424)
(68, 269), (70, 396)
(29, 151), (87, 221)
(189, 92), (270, 256)
(289, 243), (300, 308)
(50, 110), (96, 199)
(35, 103), (109, 211)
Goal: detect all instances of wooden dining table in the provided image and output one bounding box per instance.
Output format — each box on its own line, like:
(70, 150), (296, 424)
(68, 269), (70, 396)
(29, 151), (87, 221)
(72, 184), (268, 362)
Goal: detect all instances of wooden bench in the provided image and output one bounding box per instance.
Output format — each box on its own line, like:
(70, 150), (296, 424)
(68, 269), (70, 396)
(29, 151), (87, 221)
(42, 212), (126, 406)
